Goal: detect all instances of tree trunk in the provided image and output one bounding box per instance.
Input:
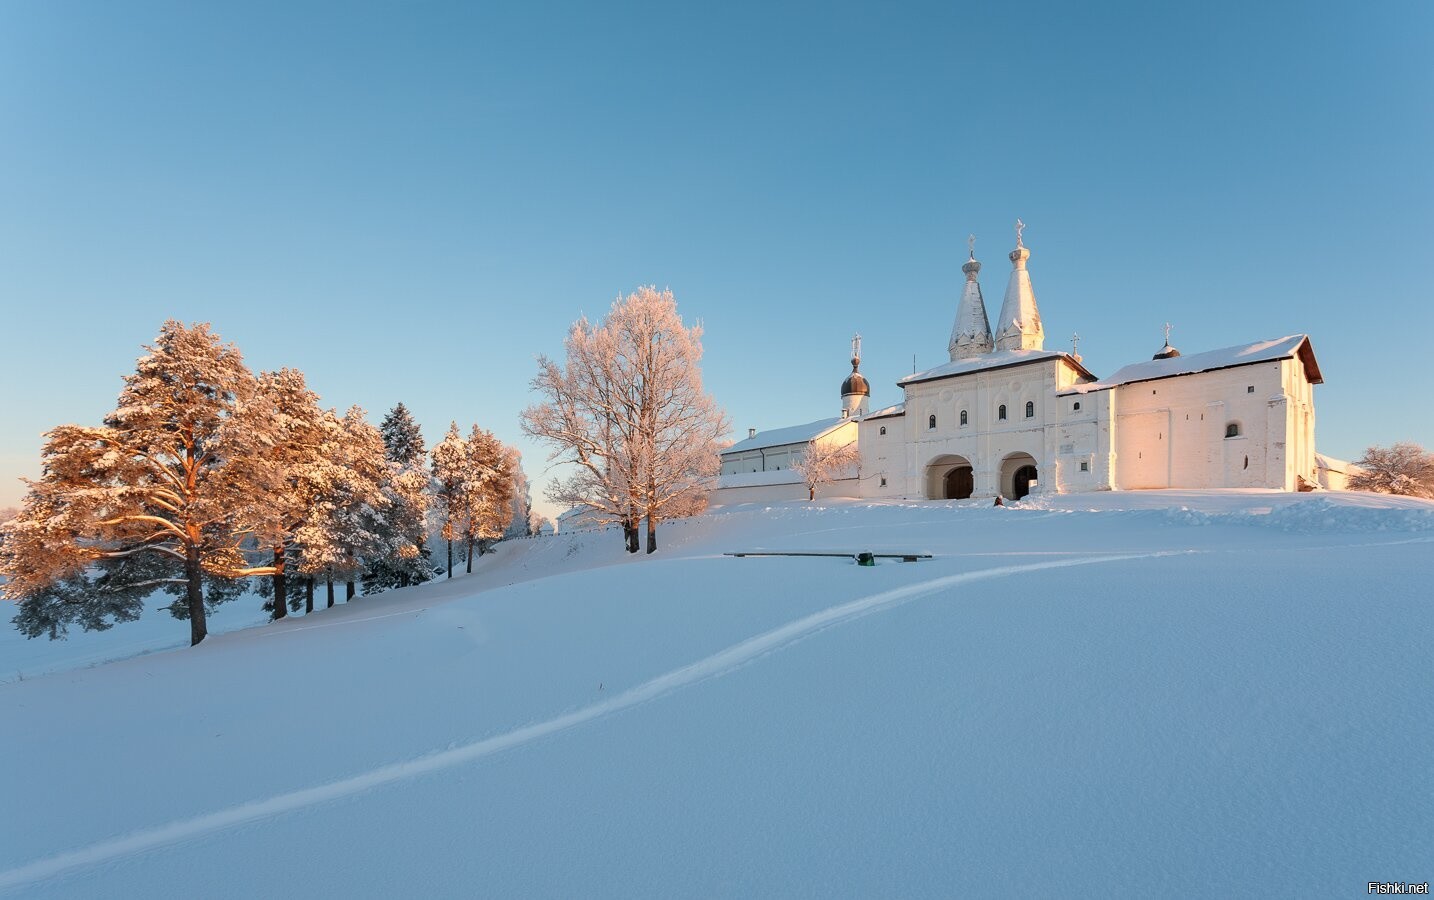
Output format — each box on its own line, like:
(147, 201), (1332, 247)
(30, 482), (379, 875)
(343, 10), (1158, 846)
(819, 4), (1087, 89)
(645, 515), (657, 554)
(304, 578), (314, 614)
(466, 536), (474, 573)
(346, 580), (355, 601)
(623, 517), (639, 554)
(447, 539), (453, 577)
(271, 547), (287, 620)
(326, 578), (335, 608)
(809, 486), (815, 501)
(185, 543), (207, 646)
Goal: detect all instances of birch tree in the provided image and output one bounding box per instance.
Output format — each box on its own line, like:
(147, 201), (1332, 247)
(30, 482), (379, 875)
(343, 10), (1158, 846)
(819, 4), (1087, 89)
(1, 321), (268, 645)
(792, 439), (860, 501)
(522, 287), (727, 555)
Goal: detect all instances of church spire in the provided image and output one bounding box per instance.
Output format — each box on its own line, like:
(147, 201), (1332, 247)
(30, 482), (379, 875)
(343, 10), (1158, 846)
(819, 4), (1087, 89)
(994, 219), (1044, 352)
(949, 233), (994, 360)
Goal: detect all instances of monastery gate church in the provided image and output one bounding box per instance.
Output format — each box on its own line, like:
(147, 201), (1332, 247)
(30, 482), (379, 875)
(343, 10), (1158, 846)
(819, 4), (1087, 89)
(715, 226), (1324, 504)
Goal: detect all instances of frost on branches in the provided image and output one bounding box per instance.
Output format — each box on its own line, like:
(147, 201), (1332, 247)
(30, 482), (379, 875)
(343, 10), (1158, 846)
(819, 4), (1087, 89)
(0, 321), (269, 645)
(430, 423), (518, 577)
(792, 439), (861, 501)
(364, 402), (433, 593)
(521, 286), (728, 554)
(1349, 442), (1434, 498)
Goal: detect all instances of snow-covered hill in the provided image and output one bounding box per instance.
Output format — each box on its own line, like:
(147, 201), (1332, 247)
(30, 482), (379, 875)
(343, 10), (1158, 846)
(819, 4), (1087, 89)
(3, 491), (1432, 897)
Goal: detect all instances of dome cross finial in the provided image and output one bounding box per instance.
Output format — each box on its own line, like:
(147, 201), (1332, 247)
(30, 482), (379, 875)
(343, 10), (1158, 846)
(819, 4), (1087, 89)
(1163, 321), (1173, 343)
(851, 332), (862, 365)
(1015, 218), (1026, 249)
(967, 233), (976, 260)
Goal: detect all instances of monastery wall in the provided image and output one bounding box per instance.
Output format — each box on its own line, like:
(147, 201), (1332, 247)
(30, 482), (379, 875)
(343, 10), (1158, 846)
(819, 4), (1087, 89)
(1110, 360), (1304, 490)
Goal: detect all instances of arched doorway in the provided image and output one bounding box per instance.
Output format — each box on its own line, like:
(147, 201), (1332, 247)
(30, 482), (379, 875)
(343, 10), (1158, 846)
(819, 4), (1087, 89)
(925, 454), (974, 499)
(944, 466), (974, 500)
(999, 452), (1039, 500)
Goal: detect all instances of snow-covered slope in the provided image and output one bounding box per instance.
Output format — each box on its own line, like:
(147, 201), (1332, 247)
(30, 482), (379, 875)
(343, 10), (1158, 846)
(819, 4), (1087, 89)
(2, 491), (1432, 897)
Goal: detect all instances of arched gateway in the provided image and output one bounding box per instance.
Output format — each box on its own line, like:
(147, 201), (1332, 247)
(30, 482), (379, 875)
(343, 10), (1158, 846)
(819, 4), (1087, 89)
(925, 454), (974, 499)
(1000, 452), (1039, 500)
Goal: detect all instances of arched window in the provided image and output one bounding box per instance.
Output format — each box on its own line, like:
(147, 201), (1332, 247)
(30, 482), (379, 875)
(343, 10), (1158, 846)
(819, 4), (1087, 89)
(1025, 401), (1035, 418)
(998, 404), (1007, 421)
(879, 426), (886, 435)
(959, 410), (968, 426)
(1073, 401), (1081, 412)
(1225, 422), (1241, 438)
(928, 414), (937, 430)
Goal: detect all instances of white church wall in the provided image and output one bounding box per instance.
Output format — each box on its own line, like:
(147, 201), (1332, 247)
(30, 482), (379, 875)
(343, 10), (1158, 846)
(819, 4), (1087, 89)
(1110, 361), (1306, 490)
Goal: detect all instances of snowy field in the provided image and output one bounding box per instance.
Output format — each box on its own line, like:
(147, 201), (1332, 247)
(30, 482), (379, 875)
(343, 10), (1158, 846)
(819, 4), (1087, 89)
(2, 490), (1432, 897)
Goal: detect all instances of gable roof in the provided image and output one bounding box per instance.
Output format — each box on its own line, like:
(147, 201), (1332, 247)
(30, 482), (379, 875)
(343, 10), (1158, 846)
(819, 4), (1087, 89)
(722, 417), (849, 455)
(1060, 334), (1322, 395)
(863, 402), (906, 421)
(899, 349), (1095, 388)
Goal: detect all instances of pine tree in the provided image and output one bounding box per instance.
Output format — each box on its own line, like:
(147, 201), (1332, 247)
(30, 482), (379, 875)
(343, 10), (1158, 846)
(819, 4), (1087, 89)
(431, 422), (468, 578)
(0, 321), (268, 645)
(363, 403), (433, 593)
(459, 427), (516, 573)
(380, 403), (425, 467)
(292, 406), (389, 606)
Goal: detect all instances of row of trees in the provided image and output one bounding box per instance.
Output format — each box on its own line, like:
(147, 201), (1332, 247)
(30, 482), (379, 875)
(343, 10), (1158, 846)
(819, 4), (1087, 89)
(521, 287), (727, 554)
(0, 322), (526, 645)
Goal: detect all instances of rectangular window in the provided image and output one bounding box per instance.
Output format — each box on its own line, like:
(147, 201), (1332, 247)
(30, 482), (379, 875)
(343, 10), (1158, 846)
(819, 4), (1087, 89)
(1247, 385), (1255, 393)
(1080, 461), (1089, 472)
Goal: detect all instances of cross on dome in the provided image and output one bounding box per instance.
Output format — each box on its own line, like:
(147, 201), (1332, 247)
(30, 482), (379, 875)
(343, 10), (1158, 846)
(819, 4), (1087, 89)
(1015, 219), (1026, 249)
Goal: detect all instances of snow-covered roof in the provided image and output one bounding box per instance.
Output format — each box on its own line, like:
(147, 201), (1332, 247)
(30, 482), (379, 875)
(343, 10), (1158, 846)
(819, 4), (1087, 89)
(722, 417), (848, 455)
(1315, 453), (1353, 472)
(1059, 335), (1322, 395)
(863, 402), (906, 421)
(899, 349), (1093, 387)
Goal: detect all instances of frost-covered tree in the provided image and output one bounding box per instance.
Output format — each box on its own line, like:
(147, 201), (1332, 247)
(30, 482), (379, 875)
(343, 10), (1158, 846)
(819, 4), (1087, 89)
(504, 450), (533, 540)
(431, 422), (468, 578)
(522, 286), (727, 555)
(292, 406), (389, 607)
(0, 321), (267, 645)
(380, 403), (425, 468)
(1348, 442), (1434, 498)
(792, 440), (861, 501)
(243, 368), (332, 620)
(363, 402), (433, 593)
(458, 427), (515, 572)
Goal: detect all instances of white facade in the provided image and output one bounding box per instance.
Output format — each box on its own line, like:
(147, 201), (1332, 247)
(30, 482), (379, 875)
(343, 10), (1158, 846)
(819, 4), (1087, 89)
(714, 230), (1325, 505)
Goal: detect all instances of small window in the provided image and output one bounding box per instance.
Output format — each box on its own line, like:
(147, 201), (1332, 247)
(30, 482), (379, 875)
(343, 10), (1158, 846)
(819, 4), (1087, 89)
(998, 404), (1007, 421)
(880, 477), (887, 487)
(1080, 461), (1089, 472)
(1247, 385), (1255, 393)
(879, 426), (886, 435)
(1073, 401), (1081, 412)
(959, 410), (968, 426)
(928, 414), (937, 430)
(1025, 401), (1034, 418)
(1225, 422), (1241, 438)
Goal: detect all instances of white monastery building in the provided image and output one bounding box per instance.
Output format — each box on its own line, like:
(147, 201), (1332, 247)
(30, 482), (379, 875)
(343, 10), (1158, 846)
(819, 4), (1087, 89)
(716, 224), (1325, 504)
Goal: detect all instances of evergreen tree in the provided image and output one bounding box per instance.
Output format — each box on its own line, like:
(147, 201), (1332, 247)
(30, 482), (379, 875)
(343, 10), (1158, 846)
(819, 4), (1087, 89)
(0, 321), (268, 645)
(431, 422), (467, 578)
(363, 403), (433, 593)
(380, 403), (425, 467)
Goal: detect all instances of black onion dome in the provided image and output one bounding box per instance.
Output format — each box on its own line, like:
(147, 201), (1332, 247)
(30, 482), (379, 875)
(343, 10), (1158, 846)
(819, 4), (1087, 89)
(841, 358), (870, 396)
(1152, 341), (1181, 360)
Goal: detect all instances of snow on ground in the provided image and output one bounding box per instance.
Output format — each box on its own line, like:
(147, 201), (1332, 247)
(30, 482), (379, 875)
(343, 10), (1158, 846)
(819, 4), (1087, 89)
(2, 490), (1432, 897)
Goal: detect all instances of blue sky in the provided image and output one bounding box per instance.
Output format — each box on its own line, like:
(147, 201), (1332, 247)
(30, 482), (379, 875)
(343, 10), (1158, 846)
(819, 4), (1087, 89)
(2, 0), (1431, 518)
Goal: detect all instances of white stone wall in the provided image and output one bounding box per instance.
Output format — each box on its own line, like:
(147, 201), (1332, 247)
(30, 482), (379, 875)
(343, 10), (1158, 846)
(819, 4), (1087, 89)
(1108, 360), (1317, 490)
(859, 358), (1094, 500)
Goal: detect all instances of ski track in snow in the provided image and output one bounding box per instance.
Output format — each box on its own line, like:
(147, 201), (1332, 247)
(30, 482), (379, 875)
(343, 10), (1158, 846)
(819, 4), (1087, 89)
(0, 550), (1182, 892)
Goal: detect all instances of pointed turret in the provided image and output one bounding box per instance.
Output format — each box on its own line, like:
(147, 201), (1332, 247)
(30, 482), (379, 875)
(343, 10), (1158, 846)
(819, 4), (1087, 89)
(948, 234), (993, 360)
(994, 219), (1044, 352)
